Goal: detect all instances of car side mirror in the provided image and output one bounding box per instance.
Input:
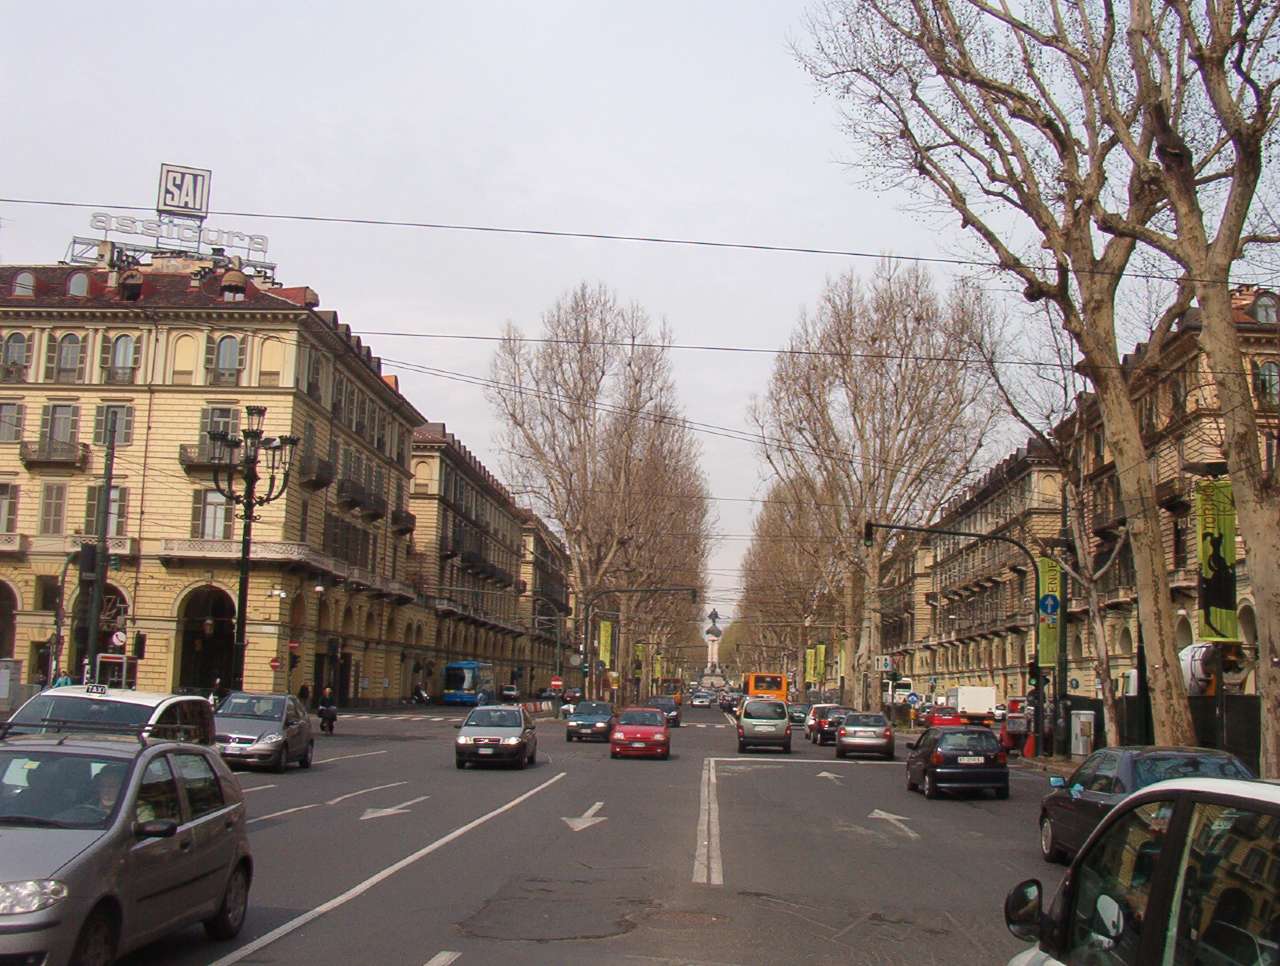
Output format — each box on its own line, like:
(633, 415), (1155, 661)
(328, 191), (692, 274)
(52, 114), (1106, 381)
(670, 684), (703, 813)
(454, 723), (463, 730)
(1049, 776), (1066, 789)
(907, 740), (918, 750)
(1004, 878), (1043, 942)
(135, 818), (178, 839)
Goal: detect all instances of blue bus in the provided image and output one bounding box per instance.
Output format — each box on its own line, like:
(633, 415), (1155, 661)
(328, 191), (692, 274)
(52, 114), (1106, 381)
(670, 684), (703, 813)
(442, 661), (496, 706)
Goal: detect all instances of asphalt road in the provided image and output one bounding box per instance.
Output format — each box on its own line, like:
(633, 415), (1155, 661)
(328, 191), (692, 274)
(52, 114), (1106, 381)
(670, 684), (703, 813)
(120, 706), (1064, 966)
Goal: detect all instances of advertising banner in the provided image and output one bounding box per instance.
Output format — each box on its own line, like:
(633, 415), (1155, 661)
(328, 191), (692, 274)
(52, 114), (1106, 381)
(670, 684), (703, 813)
(815, 643), (827, 684)
(599, 620), (613, 668)
(1196, 479), (1239, 642)
(804, 648), (815, 684)
(1037, 557), (1062, 668)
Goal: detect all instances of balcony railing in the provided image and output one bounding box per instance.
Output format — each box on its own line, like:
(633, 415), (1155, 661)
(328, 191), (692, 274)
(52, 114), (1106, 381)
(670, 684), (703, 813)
(19, 439), (90, 470)
(178, 441), (231, 471)
(336, 478), (367, 510)
(461, 549), (485, 571)
(103, 366), (135, 385)
(1156, 475), (1192, 512)
(0, 363), (27, 383)
(361, 493), (387, 521)
(297, 456), (335, 490)
(390, 508), (416, 534)
(209, 368), (239, 387)
(65, 534), (138, 557)
(0, 533), (27, 554)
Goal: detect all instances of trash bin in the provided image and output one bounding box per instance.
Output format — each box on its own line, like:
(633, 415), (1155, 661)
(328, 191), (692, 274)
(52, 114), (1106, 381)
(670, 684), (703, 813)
(1070, 710), (1095, 758)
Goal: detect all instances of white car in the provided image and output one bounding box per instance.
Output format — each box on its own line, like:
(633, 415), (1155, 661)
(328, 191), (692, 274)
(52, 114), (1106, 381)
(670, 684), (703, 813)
(690, 692), (712, 708)
(1004, 777), (1279, 965)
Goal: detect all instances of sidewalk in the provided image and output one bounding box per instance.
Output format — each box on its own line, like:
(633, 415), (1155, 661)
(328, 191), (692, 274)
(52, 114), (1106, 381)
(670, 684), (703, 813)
(1010, 753), (1078, 779)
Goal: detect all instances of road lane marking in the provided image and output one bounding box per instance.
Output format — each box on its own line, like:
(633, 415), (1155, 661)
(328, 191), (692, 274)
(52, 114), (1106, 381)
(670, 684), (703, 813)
(424, 954), (461, 966)
(562, 801), (607, 831)
(868, 809), (919, 840)
(248, 803), (322, 825)
(708, 756), (893, 764)
(431, 716), (445, 721)
(361, 794), (431, 820)
(692, 759), (723, 886)
(327, 781), (408, 805)
(313, 750), (389, 764)
(210, 771), (567, 966)
(240, 784), (277, 793)
(721, 712), (737, 726)
(708, 759), (722, 884)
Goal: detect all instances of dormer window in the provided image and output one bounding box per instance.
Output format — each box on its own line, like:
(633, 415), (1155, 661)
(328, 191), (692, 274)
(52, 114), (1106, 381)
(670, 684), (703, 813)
(12, 272), (34, 297)
(220, 270), (248, 302)
(66, 272), (89, 297)
(1255, 293), (1278, 325)
(120, 270), (143, 302)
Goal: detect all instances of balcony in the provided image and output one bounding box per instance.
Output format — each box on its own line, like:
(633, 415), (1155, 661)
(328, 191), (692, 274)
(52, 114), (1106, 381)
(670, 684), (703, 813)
(336, 478), (367, 510)
(66, 534), (138, 558)
(0, 533), (27, 555)
(178, 441), (231, 472)
(1156, 475), (1192, 512)
(461, 549), (485, 572)
(305, 379), (323, 403)
(1169, 566), (1199, 592)
(209, 368), (239, 387)
(20, 439), (90, 471)
(390, 508), (415, 534)
(1092, 502), (1127, 537)
(361, 492), (387, 522)
(103, 366), (134, 385)
(0, 362), (27, 384)
(297, 456), (335, 490)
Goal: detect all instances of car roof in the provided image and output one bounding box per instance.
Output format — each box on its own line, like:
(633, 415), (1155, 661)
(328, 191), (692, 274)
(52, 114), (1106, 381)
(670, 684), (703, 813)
(224, 690), (291, 699)
(620, 706), (666, 714)
(38, 686), (198, 707)
(0, 732), (205, 758)
(1132, 777), (1280, 806)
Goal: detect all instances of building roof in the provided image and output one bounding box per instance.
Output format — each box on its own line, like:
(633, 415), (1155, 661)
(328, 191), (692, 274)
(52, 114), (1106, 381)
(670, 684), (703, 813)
(413, 421), (515, 505)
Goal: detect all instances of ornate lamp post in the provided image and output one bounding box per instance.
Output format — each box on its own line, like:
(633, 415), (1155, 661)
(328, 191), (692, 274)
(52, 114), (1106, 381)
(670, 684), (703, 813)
(209, 405), (299, 689)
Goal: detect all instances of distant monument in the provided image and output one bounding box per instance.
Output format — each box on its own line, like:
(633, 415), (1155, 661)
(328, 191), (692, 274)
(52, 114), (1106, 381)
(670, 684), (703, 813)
(704, 610), (723, 674)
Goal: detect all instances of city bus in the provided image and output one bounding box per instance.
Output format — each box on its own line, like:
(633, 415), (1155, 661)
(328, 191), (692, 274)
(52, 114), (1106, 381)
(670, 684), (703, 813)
(442, 660), (496, 705)
(883, 677), (914, 704)
(743, 672), (787, 702)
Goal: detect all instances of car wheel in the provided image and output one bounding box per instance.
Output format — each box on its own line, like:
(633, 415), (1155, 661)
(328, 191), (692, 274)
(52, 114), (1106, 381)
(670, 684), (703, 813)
(611, 750), (619, 759)
(71, 906), (117, 966)
(906, 768), (918, 792)
(271, 747), (287, 773)
(455, 757), (466, 769)
(528, 745), (537, 765)
(515, 748), (528, 769)
(1040, 815), (1066, 862)
(923, 771), (939, 800)
(737, 741), (746, 754)
(884, 750), (895, 761)
(783, 741), (792, 754)
(660, 749), (670, 760)
(204, 862), (250, 940)
(835, 748), (846, 759)
(565, 732), (573, 742)
(299, 741), (314, 769)
(995, 785), (1009, 800)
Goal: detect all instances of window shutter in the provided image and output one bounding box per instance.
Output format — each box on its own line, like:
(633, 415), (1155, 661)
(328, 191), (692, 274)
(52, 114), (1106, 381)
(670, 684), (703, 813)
(10, 404), (22, 440)
(85, 486), (100, 536)
(75, 339), (87, 383)
(229, 408), (240, 435)
(116, 488), (128, 537)
(190, 491), (203, 538)
(205, 334), (216, 374)
(199, 407), (212, 438)
(131, 336), (142, 369)
(5, 487), (16, 532)
(94, 406), (106, 445)
(19, 333), (31, 367)
(39, 404), (51, 442)
(121, 406), (134, 444)
(223, 499), (234, 540)
(236, 336), (247, 370)
(99, 336), (112, 372)
(43, 334), (57, 381)
(68, 406), (80, 445)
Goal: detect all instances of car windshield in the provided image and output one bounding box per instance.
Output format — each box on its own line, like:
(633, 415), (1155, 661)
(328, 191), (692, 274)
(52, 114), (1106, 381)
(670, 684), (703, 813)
(0, 751), (132, 830)
(743, 701), (786, 720)
(789, 704), (810, 713)
(216, 695), (285, 720)
(9, 694), (152, 732)
(845, 714), (886, 727)
(620, 711), (665, 726)
(1133, 753), (1253, 788)
(649, 698), (674, 708)
(573, 702), (612, 717)
(465, 709), (522, 728)
(938, 731), (1000, 753)
(822, 708), (852, 720)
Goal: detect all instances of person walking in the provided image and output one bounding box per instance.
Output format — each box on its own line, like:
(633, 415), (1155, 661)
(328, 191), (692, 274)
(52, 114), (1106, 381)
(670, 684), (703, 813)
(318, 686), (338, 735)
(298, 683), (311, 709)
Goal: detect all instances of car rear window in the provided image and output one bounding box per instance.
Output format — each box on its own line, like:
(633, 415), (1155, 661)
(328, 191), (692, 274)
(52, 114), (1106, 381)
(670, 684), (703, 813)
(932, 707), (958, 715)
(620, 711), (664, 726)
(1133, 753), (1253, 788)
(574, 702), (612, 716)
(743, 701), (786, 720)
(845, 714), (886, 727)
(938, 731), (1000, 753)
(11, 694), (151, 730)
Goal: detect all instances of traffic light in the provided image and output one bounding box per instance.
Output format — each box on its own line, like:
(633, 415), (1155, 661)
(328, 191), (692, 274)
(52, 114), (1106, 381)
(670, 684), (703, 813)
(77, 544), (97, 585)
(133, 632), (147, 660)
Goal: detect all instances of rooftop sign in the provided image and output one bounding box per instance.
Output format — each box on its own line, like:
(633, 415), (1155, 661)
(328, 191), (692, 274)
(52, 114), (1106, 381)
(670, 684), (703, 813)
(156, 163), (211, 220)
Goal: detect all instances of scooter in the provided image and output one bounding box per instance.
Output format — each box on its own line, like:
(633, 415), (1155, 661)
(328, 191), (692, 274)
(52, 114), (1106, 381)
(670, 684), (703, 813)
(319, 706), (337, 735)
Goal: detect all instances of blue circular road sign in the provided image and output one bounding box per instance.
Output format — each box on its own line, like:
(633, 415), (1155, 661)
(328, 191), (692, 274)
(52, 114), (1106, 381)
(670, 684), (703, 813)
(1038, 593), (1060, 615)
(906, 692), (921, 706)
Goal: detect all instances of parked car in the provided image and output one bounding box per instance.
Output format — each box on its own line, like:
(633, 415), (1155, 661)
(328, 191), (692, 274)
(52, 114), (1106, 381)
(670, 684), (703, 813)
(736, 698), (792, 753)
(610, 707), (671, 760)
(7, 685), (216, 745)
(499, 684), (520, 703)
(906, 727), (1008, 799)
(647, 695), (681, 728)
(1004, 778), (1280, 966)
(0, 727), (252, 966)
(804, 703), (839, 741)
(1038, 745), (1253, 863)
(564, 700), (617, 742)
(787, 703), (810, 725)
(922, 706), (966, 728)
(455, 705), (538, 769)
(213, 692), (314, 772)
(835, 712), (895, 760)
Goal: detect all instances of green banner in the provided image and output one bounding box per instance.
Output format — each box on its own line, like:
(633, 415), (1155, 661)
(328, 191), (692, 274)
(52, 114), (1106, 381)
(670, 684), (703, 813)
(1197, 479), (1238, 642)
(1037, 557), (1062, 668)
(804, 647), (815, 684)
(599, 620), (613, 667)
(815, 643), (827, 682)
(654, 653), (664, 679)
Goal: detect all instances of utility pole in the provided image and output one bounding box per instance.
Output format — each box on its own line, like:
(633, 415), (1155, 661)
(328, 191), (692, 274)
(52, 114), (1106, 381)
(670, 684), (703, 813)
(1056, 482), (1073, 758)
(85, 412), (118, 683)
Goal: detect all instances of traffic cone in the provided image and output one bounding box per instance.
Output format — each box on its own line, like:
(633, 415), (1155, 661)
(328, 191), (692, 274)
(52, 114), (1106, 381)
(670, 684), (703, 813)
(1023, 732), (1036, 758)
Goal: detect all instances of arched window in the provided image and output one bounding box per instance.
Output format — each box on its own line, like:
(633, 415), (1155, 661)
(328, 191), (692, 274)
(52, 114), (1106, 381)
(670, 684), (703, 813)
(1255, 361), (1280, 410)
(111, 334), (134, 370)
(209, 334), (241, 386)
(104, 334), (136, 384)
(2, 333), (28, 379)
(55, 334), (82, 383)
(66, 272), (89, 297)
(12, 272), (34, 297)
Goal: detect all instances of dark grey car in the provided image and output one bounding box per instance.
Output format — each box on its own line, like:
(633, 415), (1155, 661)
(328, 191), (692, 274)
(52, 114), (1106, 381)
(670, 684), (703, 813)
(455, 705), (538, 769)
(0, 732), (252, 966)
(214, 692), (314, 772)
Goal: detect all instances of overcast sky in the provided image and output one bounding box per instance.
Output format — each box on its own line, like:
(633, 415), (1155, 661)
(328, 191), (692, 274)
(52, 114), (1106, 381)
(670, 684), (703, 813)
(3, 2), (965, 623)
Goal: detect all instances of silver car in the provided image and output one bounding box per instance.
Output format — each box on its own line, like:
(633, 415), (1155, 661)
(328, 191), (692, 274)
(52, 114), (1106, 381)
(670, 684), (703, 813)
(455, 705), (539, 768)
(834, 712), (895, 759)
(214, 691), (314, 771)
(737, 698), (792, 753)
(0, 730), (252, 966)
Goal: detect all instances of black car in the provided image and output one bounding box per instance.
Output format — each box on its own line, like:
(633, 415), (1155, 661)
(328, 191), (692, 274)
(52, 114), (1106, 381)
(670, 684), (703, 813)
(813, 707), (853, 745)
(1038, 745), (1253, 863)
(787, 703), (810, 725)
(905, 727), (1008, 799)
(565, 700), (617, 742)
(647, 696), (681, 727)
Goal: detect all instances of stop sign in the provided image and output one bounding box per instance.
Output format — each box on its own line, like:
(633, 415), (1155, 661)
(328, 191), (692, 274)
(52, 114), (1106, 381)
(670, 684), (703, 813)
(268, 656), (282, 671)
(550, 675), (564, 689)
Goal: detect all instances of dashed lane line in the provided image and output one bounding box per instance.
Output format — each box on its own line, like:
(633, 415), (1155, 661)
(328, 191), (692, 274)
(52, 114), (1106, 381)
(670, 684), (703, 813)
(313, 750), (389, 764)
(247, 803), (322, 825)
(424, 953), (461, 966)
(327, 781), (408, 805)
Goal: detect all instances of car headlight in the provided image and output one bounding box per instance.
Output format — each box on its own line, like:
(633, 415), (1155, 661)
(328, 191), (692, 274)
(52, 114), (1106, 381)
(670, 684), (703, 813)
(456, 735), (473, 744)
(0, 880), (68, 915)
(501, 736), (522, 745)
(593, 722), (607, 728)
(258, 733), (284, 744)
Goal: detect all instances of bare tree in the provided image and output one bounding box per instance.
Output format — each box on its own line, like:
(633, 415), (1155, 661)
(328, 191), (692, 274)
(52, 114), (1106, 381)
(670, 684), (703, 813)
(799, 0), (1199, 746)
(752, 263), (1001, 709)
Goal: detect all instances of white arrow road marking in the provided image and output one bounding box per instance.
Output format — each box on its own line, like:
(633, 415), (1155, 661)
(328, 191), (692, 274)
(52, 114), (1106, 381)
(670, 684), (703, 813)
(868, 809), (920, 840)
(816, 771), (843, 783)
(361, 795), (430, 820)
(327, 781), (407, 806)
(562, 801), (607, 831)
(424, 953), (461, 966)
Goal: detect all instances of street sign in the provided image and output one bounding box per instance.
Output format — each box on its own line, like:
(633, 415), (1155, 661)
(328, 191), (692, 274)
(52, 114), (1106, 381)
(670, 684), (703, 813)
(288, 639), (300, 652)
(906, 692), (921, 706)
(268, 656), (282, 671)
(874, 656), (892, 672)
(1070, 677), (1080, 690)
(1038, 593), (1060, 615)
(550, 675), (564, 689)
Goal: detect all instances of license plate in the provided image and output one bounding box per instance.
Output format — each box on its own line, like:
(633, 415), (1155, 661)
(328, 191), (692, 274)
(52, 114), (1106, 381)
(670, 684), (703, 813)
(958, 755), (983, 764)
(856, 730), (877, 738)
(756, 726), (775, 732)
(478, 747), (494, 755)
(631, 741), (647, 748)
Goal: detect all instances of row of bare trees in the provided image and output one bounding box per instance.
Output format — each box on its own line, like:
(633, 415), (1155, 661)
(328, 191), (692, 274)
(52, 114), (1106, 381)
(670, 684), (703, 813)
(489, 283), (712, 698)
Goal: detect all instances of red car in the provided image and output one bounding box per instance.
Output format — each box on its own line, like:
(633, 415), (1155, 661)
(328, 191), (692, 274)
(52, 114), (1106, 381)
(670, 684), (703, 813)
(610, 707), (671, 760)
(923, 706), (966, 728)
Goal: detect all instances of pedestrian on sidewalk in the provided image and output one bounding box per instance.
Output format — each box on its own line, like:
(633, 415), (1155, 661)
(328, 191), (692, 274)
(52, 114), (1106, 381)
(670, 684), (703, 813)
(298, 683), (311, 709)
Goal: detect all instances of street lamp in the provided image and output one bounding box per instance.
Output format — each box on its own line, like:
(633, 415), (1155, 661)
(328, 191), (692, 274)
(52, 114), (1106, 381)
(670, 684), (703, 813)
(209, 405), (299, 689)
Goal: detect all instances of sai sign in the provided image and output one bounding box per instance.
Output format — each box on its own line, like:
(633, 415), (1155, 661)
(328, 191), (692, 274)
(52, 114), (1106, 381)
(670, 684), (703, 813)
(157, 163), (211, 219)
